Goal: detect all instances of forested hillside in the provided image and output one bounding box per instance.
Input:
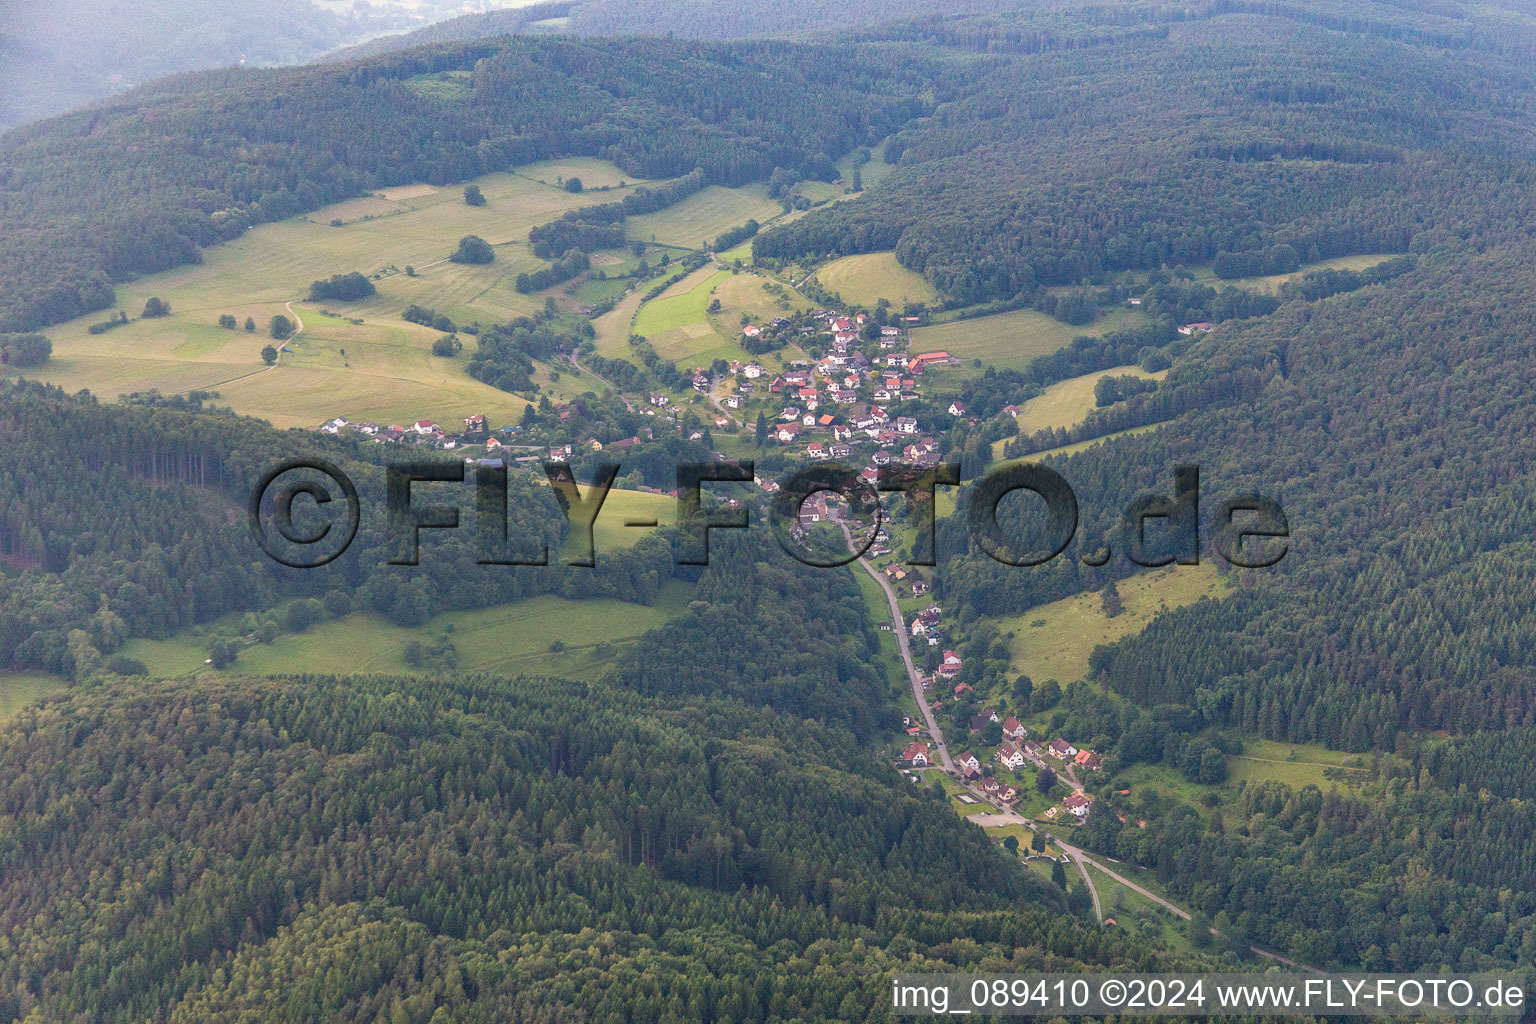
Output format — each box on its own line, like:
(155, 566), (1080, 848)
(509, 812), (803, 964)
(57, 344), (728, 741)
(0, 672), (1172, 1022)
(755, 5), (1536, 304)
(0, 381), (695, 675)
(13, 0), (1536, 994)
(0, 36), (931, 333)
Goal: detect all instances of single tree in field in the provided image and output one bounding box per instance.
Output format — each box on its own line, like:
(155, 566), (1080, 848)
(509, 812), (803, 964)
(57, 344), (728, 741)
(218, 314), (237, 329)
(450, 235), (495, 265)
(463, 184), (486, 206)
(207, 639), (237, 669)
(244, 317), (256, 332)
(268, 315), (294, 341)
(564, 177), (583, 193)
(1035, 767), (1057, 795)
(1101, 579), (1125, 618)
(141, 297), (170, 318)
(261, 345), (278, 365)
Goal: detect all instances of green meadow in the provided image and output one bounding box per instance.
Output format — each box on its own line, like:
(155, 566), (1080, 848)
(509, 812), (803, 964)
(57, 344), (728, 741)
(1225, 737), (1367, 792)
(911, 305), (1146, 372)
(992, 365), (1168, 458)
(1191, 253), (1398, 295)
(625, 185), (782, 249)
(1008, 424), (1168, 462)
(1013, 366), (1166, 436)
(0, 673), (66, 721)
(589, 488), (676, 551)
(18, 158), (796, 429)
(122, 582), (692, 681)
(991, 564), (1232, 688)
(813, 252), (939, 308)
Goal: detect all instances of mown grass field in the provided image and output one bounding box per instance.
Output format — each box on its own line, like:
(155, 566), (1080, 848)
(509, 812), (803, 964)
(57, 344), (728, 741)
(992, 365), (1167, 458)
(630, 267), (751, 364)
(1012, 424), (1168, 462)
(1225, 737), (1367, 792)
(796, 146), (898, 205)
(628, 265), (807, 368)
(716, 241), (756, 264)
(911, 306), (1146, 372)
(588, 487), (676, 552)
(0, 673), (66, 722)
(1110, 733), (1365, 824)
(991, 564), (1232, 686)
(122, 582), (692, 681)
(633, 267), (730, 335)
(21, 159), (784, 429)
(625, 185), (782, 249)
(1192, 253), (1397, 295)
(813, 252), (939, 308)
(709, 270), (810, 325)
(1015, 365), (1167, 435)
(23, 157), (661, 427)
(590, 284), (655, 360)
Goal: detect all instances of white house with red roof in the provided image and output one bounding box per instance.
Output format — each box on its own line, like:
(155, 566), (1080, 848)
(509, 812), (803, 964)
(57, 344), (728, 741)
(1048, 738), (1078, 760)
(902, 741), (931, 767)
(936, 651), (962, 678)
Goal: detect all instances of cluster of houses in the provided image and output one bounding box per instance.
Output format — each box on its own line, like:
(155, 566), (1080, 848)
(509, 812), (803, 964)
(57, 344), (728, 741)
(880, 561), (930, 594)
(908, 605), (949, 652)
(717, 309), (960, 464)
(900, 659), (1107, 822)
(319, 414), (491, 449)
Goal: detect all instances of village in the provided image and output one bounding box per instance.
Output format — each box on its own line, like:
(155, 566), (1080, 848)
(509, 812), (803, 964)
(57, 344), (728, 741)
(897, 625), (1105, 828)
(306, 303), (970, 491)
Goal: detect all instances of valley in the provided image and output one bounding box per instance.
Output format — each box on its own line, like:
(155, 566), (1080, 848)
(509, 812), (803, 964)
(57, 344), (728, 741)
(6, 4), (1536, 1015)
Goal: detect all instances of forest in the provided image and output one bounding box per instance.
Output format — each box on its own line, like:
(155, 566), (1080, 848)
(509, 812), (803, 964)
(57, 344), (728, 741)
(0, 671), (1182, 1022)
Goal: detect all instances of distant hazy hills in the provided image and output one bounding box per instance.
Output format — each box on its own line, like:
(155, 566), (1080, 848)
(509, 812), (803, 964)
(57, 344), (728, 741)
(0, 0), (345, 130)
(0, 0), (566, 132)
(343, 0), (1031, 59)
(569, 0), (1029, 37)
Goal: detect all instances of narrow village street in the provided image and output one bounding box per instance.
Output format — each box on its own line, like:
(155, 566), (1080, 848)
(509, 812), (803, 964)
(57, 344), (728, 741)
(845, 526), (1318, 969)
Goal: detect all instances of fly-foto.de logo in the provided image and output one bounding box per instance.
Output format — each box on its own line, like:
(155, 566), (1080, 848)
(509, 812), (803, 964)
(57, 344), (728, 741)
(248, 458), (1290, 571)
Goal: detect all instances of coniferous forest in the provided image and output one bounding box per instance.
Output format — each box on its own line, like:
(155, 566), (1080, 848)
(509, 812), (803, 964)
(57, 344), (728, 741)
(7, 0), (1536, 1016)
